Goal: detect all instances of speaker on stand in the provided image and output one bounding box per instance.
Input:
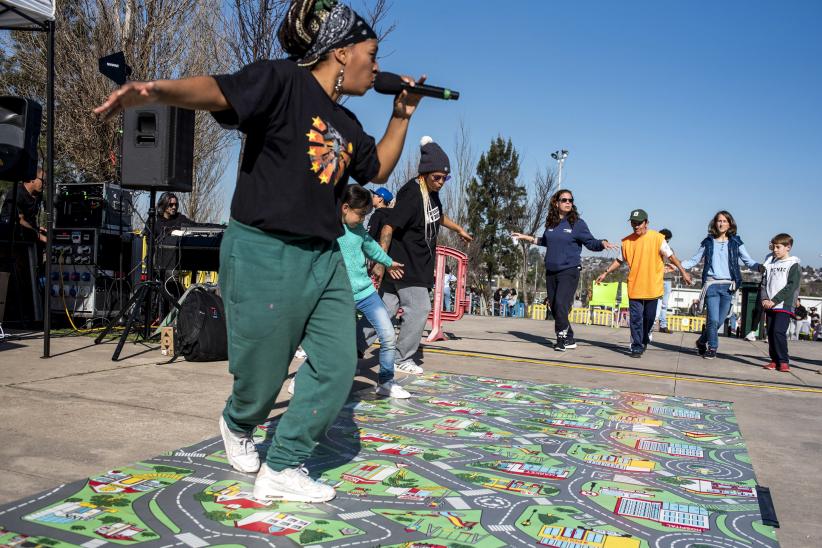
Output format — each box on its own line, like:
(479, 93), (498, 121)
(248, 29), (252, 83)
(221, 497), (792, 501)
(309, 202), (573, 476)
(0, 96), (43, 327)
(94, 104), (195, 360)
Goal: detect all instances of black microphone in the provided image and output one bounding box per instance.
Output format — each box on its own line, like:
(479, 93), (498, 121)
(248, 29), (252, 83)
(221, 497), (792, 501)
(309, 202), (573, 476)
(374, 72), (460, 101)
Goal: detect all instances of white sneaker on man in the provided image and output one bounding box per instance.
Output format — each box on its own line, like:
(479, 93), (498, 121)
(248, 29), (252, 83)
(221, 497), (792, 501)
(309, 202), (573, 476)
(219, 416), (260, 473)
(395, 360), (424, 375)
(376, 380), (411, 399)
(253, 463), (335, 502)
(744, 331), (757, 341)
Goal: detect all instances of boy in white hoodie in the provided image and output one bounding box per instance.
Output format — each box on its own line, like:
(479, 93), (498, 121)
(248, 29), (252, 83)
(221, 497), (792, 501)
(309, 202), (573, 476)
(761, 233), (801, 372)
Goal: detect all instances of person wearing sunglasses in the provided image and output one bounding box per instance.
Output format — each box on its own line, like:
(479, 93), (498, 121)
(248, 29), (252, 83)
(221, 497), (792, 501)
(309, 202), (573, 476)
(513, 189), (618, 351)
(597, 209), (692, 358)
(154, 192), (192, 238)
(368, 136), (472, 375)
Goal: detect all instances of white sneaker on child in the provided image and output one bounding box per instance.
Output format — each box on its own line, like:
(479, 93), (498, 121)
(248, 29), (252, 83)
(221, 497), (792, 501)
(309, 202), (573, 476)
(744, 331), (757, 341)
(219, 416), (260, 473)
(395, 360), (423, 375)
(376, 380), (411, 399)
(253, 463), (335, 502)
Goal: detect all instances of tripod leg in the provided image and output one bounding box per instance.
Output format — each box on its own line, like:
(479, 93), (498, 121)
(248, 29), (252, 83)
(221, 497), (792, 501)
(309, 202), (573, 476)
(95, 284), (142, 344)
(110, 284), (148, 361)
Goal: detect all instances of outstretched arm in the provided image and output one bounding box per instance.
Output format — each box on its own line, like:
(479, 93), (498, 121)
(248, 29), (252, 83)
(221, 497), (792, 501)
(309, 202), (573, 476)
(441, 215), (472, 243)
(596, 259), (623, 284)
(667, 253), (692, 285)
(94, 77), (229, 121)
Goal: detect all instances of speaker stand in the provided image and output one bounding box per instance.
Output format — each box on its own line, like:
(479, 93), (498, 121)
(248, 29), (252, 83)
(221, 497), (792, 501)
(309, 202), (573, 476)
(94, 189), (177, 361)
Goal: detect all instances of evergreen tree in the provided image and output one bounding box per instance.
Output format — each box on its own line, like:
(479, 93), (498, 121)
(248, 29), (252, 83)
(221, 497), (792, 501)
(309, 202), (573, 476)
(466, 137), (526, 290)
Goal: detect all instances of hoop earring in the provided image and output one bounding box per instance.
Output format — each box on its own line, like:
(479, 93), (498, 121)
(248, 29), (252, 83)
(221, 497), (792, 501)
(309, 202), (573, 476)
(334, 67), (345, 96)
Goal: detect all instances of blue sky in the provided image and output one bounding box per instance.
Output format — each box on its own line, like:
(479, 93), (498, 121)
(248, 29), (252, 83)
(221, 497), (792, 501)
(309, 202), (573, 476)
(221, 0), (822, 265)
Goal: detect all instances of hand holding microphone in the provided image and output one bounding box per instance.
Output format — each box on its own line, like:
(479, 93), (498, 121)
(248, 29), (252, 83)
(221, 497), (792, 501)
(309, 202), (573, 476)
(375, 72), (461, 101)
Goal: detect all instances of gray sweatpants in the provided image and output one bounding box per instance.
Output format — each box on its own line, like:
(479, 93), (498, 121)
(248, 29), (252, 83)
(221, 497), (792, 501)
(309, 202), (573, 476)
(359, 285), (431, 363)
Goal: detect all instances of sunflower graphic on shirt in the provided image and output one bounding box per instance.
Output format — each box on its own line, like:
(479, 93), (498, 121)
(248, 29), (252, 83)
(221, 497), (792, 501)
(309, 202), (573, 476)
(306, 116), (352, 185)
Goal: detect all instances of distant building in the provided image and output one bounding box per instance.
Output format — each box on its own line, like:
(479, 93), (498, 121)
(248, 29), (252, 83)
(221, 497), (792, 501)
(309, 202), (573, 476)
(342, 463), (399, 484)
(614, 497), (709, 531)
(635, 439), (704, 458)
(211, 483), (266, 509)
(27, 502), (108, 524)
(537, 525), (641, 547)
(94, 522), (144, 540)
(483, 460), (571, 480)
(583, 454), (655, 473)
(234, 512), (310, 536)
(647, 407), (701, 420)
(88, 470), (172, 494)
(681, 478), (757, 498)
(434, 418), (474, 431)
(376, 443), (425, 456)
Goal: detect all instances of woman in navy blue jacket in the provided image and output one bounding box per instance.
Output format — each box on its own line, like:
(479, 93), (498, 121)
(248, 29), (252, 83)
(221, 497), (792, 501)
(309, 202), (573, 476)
(514, 189), (617, 351)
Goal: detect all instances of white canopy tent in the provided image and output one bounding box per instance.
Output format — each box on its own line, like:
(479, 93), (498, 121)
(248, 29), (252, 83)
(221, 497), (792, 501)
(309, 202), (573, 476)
(0, 0), (54, 29)
(1, 0), (57, 356)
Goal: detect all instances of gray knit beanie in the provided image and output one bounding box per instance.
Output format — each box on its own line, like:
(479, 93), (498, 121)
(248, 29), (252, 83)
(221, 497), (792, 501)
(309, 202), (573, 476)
(418, 136), (450, 174)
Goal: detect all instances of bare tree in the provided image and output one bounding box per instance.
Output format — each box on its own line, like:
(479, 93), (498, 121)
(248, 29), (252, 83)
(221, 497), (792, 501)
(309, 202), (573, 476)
(515, 168), (556, 305)
(0, 0), (232, 223)
(441, 117), (474, 228)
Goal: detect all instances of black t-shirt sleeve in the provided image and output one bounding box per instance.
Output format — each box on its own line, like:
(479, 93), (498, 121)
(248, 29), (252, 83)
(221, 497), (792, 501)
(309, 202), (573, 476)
(211, 60), (289, 132)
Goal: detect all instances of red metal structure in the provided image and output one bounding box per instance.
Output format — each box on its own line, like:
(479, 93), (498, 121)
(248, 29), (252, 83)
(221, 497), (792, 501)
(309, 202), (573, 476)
(427, 245), (469, 342)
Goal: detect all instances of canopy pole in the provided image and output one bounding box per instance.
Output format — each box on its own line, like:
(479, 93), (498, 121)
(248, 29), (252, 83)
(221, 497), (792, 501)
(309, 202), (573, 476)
(42, 18), (55, 358)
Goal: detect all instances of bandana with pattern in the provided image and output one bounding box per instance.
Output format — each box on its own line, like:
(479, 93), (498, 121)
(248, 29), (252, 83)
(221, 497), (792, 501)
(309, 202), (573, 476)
(297, 3), (377, 67)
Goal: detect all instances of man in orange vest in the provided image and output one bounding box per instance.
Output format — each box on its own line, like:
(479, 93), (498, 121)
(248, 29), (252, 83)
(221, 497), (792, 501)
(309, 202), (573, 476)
(597, 209), (692, 357)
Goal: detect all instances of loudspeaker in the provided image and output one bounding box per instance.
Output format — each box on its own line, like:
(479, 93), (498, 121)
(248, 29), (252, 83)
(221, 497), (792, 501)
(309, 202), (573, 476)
(0, 96), (42, 182)
(121, 105), (194, 191)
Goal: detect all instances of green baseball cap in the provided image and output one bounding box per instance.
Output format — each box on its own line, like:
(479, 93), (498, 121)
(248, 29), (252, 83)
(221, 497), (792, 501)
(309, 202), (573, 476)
(629, 209), (648, 222)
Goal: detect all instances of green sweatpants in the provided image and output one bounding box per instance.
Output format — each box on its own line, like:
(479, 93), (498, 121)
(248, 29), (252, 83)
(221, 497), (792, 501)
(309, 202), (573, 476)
(219, 220), (356, 471)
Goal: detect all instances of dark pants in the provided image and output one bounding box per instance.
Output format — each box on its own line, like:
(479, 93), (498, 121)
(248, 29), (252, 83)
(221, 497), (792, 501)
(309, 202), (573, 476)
(546, 266), (580, 336)
(766, 311), (790, 364)
(629, 299), (658, 352)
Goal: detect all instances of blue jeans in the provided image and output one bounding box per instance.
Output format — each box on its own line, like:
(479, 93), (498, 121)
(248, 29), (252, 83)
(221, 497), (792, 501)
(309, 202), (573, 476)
(356, 291), (397, 384)
(698, 282), (734, 350)
(629, 299), (658, 352)
(658, 280), (672, 328)
(443, 289), (452, 312)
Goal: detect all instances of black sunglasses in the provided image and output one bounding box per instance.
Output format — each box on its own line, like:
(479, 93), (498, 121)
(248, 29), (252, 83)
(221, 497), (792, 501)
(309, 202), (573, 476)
(559, 198), (574, 204)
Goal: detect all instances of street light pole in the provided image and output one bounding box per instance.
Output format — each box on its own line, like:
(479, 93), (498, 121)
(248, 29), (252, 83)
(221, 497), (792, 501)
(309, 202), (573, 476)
(551, 149), (569, 190)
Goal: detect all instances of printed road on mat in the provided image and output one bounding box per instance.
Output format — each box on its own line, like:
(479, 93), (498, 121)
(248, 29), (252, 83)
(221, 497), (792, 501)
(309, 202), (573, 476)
(0, 373), (779, 547)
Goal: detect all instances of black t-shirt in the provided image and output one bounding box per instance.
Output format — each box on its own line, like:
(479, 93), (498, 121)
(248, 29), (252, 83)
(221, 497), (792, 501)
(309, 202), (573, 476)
(0, 183), (40, 235)
(795, 305), (807, 320)
(385, 179), (442, 288)
(153, 213), (193, 240)
(212, 59), (380, 242)
(367, 207), (391, 241)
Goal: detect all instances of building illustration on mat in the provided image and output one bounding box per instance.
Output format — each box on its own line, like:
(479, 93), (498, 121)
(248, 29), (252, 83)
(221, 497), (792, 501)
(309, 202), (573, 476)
(0, 373), (779, 548)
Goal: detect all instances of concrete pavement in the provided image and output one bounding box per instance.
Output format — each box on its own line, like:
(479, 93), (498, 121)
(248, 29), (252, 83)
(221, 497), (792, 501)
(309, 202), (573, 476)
(0, 316), (820, 546)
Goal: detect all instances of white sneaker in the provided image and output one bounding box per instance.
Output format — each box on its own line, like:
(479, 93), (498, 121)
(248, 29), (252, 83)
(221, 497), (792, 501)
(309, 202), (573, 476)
(294, 347), (307, 360)
(219, 416), (260, 473)
(744, 331), (757, 341)
(253, 463), (335, 503)
(287, 377), (295, 395)
(395, 360), (424, 375)
(376, 380), (411, 399)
